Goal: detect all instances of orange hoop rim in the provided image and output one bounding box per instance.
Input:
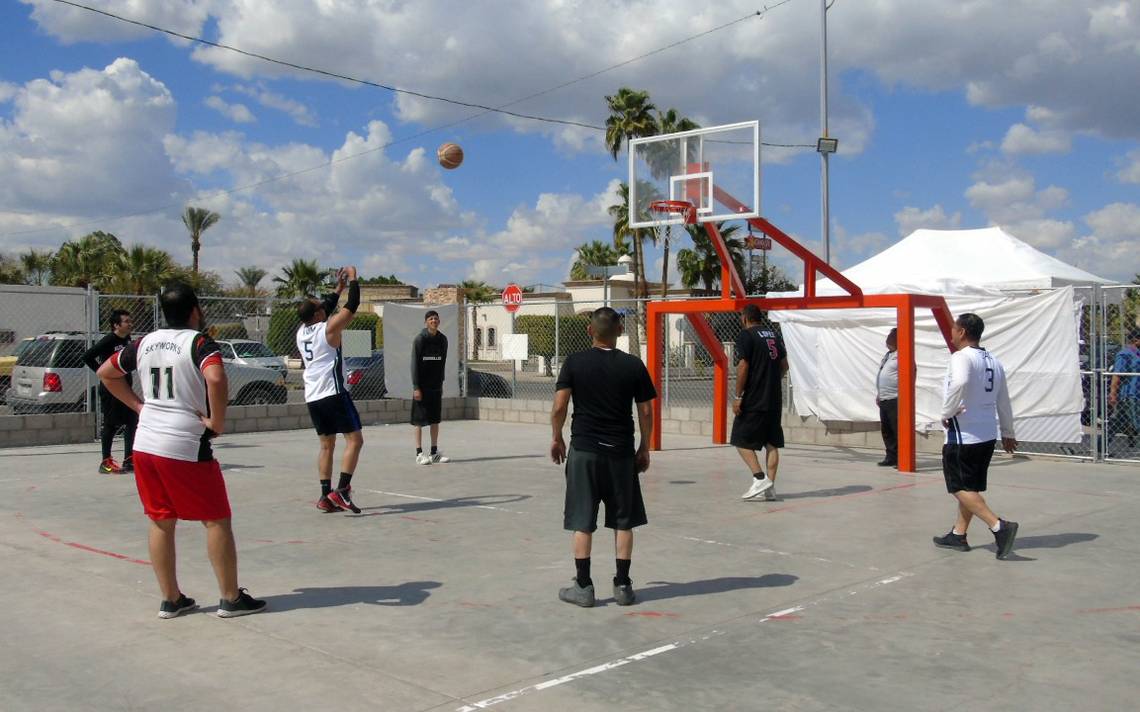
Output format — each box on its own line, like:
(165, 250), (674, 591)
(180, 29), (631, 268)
(649, 199), (698, 225)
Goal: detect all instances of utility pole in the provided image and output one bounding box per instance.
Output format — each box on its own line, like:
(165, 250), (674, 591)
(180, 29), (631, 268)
(820, 0), (831, 266)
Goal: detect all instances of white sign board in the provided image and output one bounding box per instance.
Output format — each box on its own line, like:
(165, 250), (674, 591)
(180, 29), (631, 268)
(501, 333), (529, 361)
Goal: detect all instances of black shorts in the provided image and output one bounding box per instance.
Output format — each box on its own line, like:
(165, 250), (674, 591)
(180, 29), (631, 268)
(411, 390), (443, 426)
(307, 393), (361, 436)
(99, 387), (138, 426)
(563, 446), (647, 533)
(730, 409), (784, 449)
(942, 441), (995, 493)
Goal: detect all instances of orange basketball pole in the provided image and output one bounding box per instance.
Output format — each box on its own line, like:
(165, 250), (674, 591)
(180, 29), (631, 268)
(895, 295), (917, 473)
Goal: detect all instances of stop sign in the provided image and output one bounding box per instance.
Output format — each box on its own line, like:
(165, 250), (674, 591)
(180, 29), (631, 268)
(501, 283), (523, 313)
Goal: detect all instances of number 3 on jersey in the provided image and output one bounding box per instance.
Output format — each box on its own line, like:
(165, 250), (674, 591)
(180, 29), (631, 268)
(149, 366), (175, 399)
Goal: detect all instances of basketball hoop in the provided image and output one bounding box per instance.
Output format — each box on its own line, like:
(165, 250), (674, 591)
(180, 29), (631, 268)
(647, 201), (697, 291)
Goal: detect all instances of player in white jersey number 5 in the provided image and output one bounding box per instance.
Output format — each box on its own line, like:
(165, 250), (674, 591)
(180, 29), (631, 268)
(934, 312), (1020, 560)
(296, 266), (364, 514)
(98, 284), (266, 619)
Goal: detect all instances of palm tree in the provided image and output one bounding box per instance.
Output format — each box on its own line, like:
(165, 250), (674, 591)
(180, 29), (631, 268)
(106, 245), (177, 295)
(604, 88), (657, 160)
(235, 266), (268, 297)
(51, 231), (125, 289)
(19, 249), (53, 286)
(676, 223), (744, 292)
(182, 206), (221, 275)
(569, 239), (630, 281)
(460, 279), (498, 360)
(651, 109), (701, 298)
(273, 258), (324, 298)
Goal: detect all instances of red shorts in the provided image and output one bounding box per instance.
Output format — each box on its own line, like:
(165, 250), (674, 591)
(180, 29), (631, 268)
(132, 451), (232, 521)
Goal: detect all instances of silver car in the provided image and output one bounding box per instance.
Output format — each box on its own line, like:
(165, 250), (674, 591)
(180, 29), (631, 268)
(216, 339), (288, 376)
(7, 333), (92, 414)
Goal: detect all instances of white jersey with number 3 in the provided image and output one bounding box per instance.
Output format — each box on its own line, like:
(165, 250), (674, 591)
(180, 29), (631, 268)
(941, 346), (1014, 445)
(297, 321), (345, 402)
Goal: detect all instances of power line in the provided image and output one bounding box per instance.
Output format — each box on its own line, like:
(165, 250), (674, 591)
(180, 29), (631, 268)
(6, 1), (807, 238)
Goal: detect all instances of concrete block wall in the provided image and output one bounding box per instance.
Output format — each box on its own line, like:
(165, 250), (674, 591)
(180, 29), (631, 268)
(0, 412), (97, 447)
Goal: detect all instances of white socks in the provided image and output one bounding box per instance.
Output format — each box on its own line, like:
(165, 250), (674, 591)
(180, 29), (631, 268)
(991, 521), (1002, 533)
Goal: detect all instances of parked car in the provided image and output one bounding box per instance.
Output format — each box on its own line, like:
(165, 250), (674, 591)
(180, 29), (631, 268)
(216, 339), (288, 376)
(342, 348), (513, 400)
(7, 332), (285, 414)
(0, 337), (34, 403)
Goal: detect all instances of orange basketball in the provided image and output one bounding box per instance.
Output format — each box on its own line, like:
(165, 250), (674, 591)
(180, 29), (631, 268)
(437, 142), (464, 169)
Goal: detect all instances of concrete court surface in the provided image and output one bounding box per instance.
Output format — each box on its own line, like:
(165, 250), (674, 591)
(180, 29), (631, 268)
(1, 420), (1138, 712)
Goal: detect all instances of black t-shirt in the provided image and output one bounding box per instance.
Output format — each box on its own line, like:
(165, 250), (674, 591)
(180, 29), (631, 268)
(83, 332), (133, 389)
(412, 329), (448, 391)
(555, 347), (657, 457)
(735, 325), (786, 412)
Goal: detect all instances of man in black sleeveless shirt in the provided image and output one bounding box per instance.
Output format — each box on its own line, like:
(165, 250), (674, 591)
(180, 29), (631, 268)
(550, 307), (656, 607)
(731, 304), (789, 501)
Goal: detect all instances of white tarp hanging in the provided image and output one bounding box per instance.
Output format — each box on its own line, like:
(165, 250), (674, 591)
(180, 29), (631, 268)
(778, 288), (1082, 442)
(382, 303), (460, 399)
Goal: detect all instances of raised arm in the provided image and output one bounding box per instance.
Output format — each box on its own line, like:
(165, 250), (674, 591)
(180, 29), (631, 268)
(325, 266), (360, 341)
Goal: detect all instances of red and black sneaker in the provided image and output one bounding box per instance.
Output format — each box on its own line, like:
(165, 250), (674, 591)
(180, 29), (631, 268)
(98, 457), (123, 474)
(315, 495), (343, 513)
(327, 487), (361, 514)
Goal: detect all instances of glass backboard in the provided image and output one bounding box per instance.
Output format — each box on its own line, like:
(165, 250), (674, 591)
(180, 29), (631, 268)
(628, 121), (760, 228)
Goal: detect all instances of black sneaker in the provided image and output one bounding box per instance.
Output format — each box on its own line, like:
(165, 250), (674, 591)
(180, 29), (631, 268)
(157, 593), (198, 619)
(877, 458), (897, 467)
(933, 531), (970, 552)
(121, 457), (134, 473)
(993, 519), (1019, 560)
(613, 580), (636, 606)
(217, 588), (267, 618)
(558, 580), (595, 608)
(328, 487), (361, 514)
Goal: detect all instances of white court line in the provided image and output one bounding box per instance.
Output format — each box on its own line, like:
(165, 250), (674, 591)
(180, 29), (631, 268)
(669, 533), (875, 571)
(361, 489), (529, 515)
(454, 572), (912, 711)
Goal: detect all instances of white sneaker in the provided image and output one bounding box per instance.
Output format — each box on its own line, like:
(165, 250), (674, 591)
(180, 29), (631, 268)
(415, 452), (433, 465)
(430, 452), (450, 463)
(742, 477), (774, 500)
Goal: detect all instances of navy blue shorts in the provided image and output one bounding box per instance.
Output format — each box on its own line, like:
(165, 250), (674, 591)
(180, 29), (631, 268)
(307, 393), (361, 435)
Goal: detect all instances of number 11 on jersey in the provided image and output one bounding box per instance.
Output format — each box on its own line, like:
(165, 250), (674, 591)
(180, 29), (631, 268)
(150, 366), (174, 399)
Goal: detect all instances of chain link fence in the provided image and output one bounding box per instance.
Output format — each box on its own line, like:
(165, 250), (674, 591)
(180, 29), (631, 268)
(1100, 285), (1140, 463)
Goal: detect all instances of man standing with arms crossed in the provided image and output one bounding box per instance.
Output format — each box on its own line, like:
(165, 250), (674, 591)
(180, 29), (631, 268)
(98, 283), (265, 618)
(84, 309), (139, 474)
(297, 267), (364, 514)
(551, 307), (656, 607)
(412, 310), (449, 465)
(933, 312), (1020, 559)
(732, 304), (789, 502)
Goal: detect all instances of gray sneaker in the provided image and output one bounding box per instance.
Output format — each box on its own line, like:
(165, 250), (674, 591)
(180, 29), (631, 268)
(558, 580), (595, 608)
(761, 485), (779, 501)
(613, 582), (636, 606)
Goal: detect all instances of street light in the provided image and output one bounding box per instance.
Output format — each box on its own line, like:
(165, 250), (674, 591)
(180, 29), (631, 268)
(816, 137), (838, 154)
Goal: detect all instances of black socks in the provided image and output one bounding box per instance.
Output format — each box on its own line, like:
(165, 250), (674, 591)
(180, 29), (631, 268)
(753, 471), (765, 480)
(320, 480), (332, 497)
(416, 447), (423, 455)
(575, 558), (592, 588)
(431, 445), (438, 455)
(336, 472), (353, 491)
(615, 558), (632, 586)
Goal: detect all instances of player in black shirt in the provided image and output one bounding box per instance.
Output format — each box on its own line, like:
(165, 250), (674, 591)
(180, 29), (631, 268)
(82, 309), (138, 474)
(550, 307), (657, 607)
(411, 310), (450, 464)
(731, 304), (789, 501)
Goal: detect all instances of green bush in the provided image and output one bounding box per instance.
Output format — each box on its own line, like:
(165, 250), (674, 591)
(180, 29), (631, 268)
(347, 312), (383, 349)
(515, 314), (590, 366)
(267, 305), (302, 357)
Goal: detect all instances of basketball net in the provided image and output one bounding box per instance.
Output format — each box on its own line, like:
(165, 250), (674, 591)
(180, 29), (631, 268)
(648, 201), (698, 287)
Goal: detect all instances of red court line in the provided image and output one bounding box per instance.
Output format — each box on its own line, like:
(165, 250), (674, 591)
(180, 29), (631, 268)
(17, 513), (150, 566)
(754, 480), (941, 517)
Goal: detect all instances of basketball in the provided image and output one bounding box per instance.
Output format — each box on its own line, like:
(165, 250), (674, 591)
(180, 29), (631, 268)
(437, 142), (464, 170)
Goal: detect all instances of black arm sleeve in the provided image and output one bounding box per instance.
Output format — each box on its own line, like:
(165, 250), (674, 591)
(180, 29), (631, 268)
(82, 333), (115, 372)
(344, 280), (360, 314)
(321, 292), (339, 315)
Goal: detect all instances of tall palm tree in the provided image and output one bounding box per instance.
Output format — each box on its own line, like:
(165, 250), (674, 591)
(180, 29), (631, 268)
(273, 258), (323, 298)
(234, 266), (268, 297)
(181, 206), (221, 275)
(651, 109), (701, 298)
(51, 231), (125, 289)
(676, 223), (744, 292)
(19, 249), (53, 286)
(604, 88), (657, 160)
(460, 279), (498, 360)
(107, 245), (177, 295)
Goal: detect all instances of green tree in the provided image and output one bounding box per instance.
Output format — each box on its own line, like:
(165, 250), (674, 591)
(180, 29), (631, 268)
(461, 279), (498, 360)
(604, 87), (657, 160)
(106, 245), (178, 295)
(0, 254), (24, 284)
(181, 206), (221, 275)
(359, 274), (406, 285)
(569, 239), (630, 281)
(234, 266), (268, 297)
(50, 231), (125, 289)
(676, 223), (744, 292)
(19, 249), (53, 286)
(273, 258), (324, 298)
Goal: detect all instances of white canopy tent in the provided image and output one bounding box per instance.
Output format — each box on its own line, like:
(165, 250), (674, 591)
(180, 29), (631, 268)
(773, 227), (1113, 444)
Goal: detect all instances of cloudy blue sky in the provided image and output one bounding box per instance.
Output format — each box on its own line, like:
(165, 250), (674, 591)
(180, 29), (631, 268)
(1, 0), (1138, 290)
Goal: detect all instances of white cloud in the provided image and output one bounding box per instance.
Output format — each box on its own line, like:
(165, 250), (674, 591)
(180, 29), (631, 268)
(204, 96), (256, 124)
(893, 204), (962, 236)
(1000, 122), (1071, 155)
(20, 0), (212, 44)
(963, 169), (1077, 249)
(1057, 202), (1140, 281)
(231, 84), (318, 127)
(1116, 149), (1140, 184)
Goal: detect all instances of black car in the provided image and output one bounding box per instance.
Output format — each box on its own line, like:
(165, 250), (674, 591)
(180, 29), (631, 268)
(343, 349), (513, 399)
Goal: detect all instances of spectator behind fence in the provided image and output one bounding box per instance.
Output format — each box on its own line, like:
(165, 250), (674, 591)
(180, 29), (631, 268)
(1109, 329), (1140, 450)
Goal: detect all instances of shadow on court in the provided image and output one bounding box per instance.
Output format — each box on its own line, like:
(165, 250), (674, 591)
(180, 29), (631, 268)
(631, 574), (798, 604)
(257, 582), (443, 612)
(352, 494), (532, 517)
(776, 484), (873, 500)
(977, 532), (1099, 554)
